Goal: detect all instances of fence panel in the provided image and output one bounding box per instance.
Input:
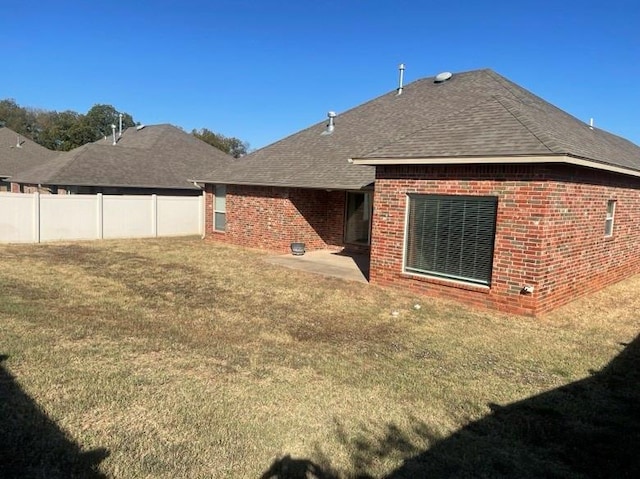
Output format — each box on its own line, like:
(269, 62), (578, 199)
(0, 192), (203, 243)
(39, 195), (99, 242)
(0, 193), (36, 242)
(157, 195), (203, 237)
(103, 195), (154, 239)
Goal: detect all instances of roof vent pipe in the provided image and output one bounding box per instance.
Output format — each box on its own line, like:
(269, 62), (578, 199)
(118, 113), (123, 137)
(16, 136), (22, 148)
(589, 118), (594, 130)
(397, 63), (405, 95)
(111, 124), (117, 145)
(322, 111), (336, 135)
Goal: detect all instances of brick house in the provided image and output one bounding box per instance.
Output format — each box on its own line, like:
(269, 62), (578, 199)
(9, 124), (233, 195)
(198, 69), (640, 315)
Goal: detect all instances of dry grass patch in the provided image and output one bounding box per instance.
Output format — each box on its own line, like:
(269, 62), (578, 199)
(1, 238), (638, 478)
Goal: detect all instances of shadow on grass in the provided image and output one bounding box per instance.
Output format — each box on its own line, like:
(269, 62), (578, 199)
(0, 355), (108, 479)
(262, 333), (640, 478)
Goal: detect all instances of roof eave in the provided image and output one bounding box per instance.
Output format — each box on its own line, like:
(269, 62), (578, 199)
(9, 179), (201, 190)
(350, 154), (640, 179)
(192, 178), (374, 191)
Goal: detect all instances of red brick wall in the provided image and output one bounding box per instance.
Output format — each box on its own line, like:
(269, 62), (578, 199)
(9, 183), (55, 194)
(372, 164), (640, 316)
(204, 184), (346, 253)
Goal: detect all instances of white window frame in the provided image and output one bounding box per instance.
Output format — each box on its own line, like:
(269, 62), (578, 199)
(605, 199), (616, 237)
(213, 185), (226, 232)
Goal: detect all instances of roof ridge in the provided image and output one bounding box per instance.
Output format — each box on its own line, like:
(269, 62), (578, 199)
(358, 95), (502, 158)
(38, 144), (95, 182)
(492, 96), (556, 154)
(241, 69), (498, 160)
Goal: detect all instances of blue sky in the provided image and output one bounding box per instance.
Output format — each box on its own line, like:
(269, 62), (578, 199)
(2, 0), (639, 150)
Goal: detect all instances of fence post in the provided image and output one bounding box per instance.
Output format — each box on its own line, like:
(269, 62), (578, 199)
(33, 192), (40, 243)
(97, 193), (104, 239)
(151, 194), (158, 237)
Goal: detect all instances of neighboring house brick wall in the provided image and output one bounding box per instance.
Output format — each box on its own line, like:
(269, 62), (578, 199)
(205, 184), (346, 253)
(10, 183), (55, 194)
(372, 164), (640, 316)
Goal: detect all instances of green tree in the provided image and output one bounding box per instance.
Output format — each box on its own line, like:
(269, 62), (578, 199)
(191, 128), (249, 158)
(38, 111), (94, 151)
(0, 99), (38, 138)
(0, 99), (137, 151)
(84, 104), (135, 139)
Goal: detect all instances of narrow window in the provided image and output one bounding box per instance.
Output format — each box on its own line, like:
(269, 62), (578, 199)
(214, 185), (226, 232)
(405, 195), (498, 286)
(605, 200), (616, 237)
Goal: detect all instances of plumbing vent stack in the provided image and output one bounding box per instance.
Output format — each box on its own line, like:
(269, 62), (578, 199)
(111, 124), (117, 145)
(118, 113), (123, 137)
(397, 63), (405, 95)
(589, 118), (594, 130)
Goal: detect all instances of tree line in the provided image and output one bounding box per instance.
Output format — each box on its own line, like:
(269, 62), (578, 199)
(0, 99), (248, 157)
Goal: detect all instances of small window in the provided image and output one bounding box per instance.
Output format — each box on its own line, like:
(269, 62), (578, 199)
(605, 200), (616, 237)
(214, 185), (226, 232)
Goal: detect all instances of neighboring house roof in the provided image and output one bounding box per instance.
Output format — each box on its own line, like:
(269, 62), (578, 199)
(10, 124), (234, 190)
(0, 126), (57, 179)
(198, 69), (640, 189)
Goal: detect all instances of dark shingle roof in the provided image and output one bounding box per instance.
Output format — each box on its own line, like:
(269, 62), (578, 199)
(363, 71), (640, 169)
(198, 69), (640, 189)
(10, 124), (233, 189)
(0, 127), (57, 178)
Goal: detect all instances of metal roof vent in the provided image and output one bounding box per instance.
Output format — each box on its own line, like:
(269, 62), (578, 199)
(321, 111), (336, 135)
(397, 63), (406, 95)
(434, 71), (453, 83)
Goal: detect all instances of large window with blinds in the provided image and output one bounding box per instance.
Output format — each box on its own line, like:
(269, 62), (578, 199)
(405, 195), (498, 286)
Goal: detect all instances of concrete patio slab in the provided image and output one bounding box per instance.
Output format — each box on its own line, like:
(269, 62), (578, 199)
(265, 250), (369, 283)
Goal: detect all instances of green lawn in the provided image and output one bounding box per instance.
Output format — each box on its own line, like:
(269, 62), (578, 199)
(1, 238), (638, 478)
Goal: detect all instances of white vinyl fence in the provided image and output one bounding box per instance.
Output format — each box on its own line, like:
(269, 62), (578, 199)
(0, 192), (204, 243)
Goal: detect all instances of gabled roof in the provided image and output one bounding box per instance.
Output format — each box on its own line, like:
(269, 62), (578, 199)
(0, 126), (57, 178)
(198, 69), (640, 189)
(10, 124), (234, 190)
